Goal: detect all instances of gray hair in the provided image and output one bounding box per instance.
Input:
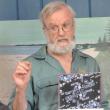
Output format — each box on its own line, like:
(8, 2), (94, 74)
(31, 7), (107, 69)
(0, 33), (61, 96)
(40, 1), (76, 26)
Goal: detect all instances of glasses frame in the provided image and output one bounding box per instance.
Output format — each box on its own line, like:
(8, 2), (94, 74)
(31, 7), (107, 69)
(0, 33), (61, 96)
(44, 20), (74, 33)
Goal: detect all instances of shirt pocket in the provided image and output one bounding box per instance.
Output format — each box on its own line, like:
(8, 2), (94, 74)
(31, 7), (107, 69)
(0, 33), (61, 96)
(37, 76), (58, 88)
(36, 76), (58, 107)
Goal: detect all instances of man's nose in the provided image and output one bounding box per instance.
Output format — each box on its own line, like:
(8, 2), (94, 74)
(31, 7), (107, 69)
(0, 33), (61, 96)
(58, 26), (65, 36)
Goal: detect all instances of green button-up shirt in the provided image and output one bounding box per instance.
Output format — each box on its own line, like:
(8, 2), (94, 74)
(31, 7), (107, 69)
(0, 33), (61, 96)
(9, 46), (100, 110)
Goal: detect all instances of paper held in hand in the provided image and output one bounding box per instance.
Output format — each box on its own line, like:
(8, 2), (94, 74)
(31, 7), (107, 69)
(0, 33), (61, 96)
(58, 72), (103, 109)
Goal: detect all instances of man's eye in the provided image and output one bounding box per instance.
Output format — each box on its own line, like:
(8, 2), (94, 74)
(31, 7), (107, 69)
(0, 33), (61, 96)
(63, 23), (69, 28)
(50, 26), (57, 30)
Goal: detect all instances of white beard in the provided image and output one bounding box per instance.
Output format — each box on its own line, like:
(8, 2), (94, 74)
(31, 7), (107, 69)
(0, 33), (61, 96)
(47, 40), (76, 54)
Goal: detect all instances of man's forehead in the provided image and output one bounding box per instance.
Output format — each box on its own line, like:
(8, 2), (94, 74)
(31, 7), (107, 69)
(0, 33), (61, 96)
(45, 8), (73, 23)
(47, 19), (73, 26)
(49, 6), (73, 17)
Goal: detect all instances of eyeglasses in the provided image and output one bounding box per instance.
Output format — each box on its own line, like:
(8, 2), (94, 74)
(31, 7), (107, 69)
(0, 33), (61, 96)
(44, 21), (74, 33)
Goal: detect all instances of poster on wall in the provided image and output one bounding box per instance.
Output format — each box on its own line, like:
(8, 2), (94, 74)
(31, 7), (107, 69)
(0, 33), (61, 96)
(0, 17), (110, 110)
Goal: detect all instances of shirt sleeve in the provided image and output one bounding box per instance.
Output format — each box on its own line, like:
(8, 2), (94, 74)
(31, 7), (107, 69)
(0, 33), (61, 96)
(93, 58), (109, 108)
(8, 76), (38, 110)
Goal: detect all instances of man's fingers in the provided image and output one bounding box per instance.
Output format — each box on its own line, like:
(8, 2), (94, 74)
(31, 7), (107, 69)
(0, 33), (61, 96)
(14, 72), (30, 81)
(16, 66), (30, 73)
(17, 61), (31, 71)
(13, 61), (32, 80)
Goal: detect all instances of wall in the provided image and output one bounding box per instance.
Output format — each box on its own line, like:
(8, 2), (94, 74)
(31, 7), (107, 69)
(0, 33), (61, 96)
(0, 0), (110, 20)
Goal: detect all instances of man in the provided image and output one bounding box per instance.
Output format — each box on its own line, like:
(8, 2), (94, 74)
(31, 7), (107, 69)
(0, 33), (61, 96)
(8, 1), (101, 110)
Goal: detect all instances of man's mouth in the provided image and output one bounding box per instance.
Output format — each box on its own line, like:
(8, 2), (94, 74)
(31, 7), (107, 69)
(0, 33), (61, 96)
(57, 38), (68, 42)
(56, 39), (70, 47)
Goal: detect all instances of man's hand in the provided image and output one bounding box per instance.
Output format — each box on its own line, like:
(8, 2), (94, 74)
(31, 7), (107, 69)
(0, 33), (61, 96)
(13, 61), (32, 92)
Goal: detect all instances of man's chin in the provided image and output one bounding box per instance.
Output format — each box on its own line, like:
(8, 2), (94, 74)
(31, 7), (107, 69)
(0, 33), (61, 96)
(48, 44), (75, 54)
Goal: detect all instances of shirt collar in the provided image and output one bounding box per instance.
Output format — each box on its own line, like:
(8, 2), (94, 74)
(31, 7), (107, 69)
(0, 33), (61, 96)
(32, 45), (89, 73)
(32, 45), (47, 60)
